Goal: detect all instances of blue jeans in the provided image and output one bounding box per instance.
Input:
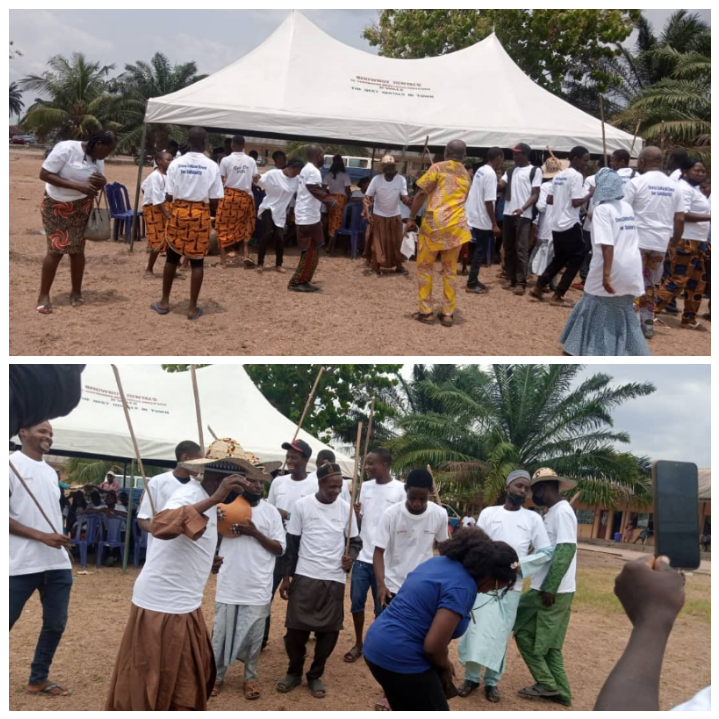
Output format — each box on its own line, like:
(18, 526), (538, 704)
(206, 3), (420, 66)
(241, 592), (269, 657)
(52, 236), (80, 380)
(10, 570), (73, 684)
(467, 228), (493, 288)
(350, 560), (381, 615)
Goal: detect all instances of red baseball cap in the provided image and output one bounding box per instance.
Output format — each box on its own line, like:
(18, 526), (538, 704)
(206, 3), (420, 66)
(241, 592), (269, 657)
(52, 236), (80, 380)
(511, 143), (532, 155)
(281, 439), (312, 459)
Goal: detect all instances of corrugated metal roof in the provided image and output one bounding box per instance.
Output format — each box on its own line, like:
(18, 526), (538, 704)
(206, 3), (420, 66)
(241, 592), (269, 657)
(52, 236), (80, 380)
(698, 468), (710, 500)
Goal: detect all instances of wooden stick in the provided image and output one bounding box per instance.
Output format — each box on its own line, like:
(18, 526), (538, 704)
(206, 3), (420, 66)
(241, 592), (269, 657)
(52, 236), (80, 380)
(345, 422), (364, 554)
(190, 364), (204, 452)
(569, 490), (582, 507)
(9, 459), (74, 563)
(111, 364), (156, 517)
(208, 425), (218, 441)
(281, 365), (325, 471)
(360, 396), (376, 468)
(422, 135), (431, 171)
(427, 464), (442, 506)
(630, 120), (642, 156)
(599, 95), (608, 168)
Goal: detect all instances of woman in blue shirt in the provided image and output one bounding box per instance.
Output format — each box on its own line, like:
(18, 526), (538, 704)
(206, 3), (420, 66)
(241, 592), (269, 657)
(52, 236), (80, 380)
(363, 527), (519, 710)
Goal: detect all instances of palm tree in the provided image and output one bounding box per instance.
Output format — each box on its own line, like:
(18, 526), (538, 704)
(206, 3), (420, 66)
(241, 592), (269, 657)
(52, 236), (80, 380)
(284, 141), (370, 160)
(19, 53), (116, 141)
(65, 457), (166, 487)
(106, 53), (206, 153)
(9, 82), (23, 118)
(387, 365), (654, 509)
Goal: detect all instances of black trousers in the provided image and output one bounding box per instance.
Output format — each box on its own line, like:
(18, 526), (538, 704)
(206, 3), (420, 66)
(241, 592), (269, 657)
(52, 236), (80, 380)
(537, 223), (584, 297)
(257, 209), (285, 267)
(285, 628), (339, 681)
(365, 659), (448, 711)
(467, 228), (493, 288)
(502, 215), (532, 286)
(579, 229), (593, 282)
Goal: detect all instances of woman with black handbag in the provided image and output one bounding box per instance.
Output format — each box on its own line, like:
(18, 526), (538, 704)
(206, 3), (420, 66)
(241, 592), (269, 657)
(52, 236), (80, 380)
(36, 130), (116, 314)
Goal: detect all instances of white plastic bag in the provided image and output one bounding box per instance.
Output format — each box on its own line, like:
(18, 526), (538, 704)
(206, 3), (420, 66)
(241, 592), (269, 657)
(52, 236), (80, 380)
(401, 231), (417, 259)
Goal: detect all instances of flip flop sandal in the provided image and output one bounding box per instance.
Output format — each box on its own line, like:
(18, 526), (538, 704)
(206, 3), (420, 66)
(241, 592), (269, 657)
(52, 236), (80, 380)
(518, 684), (560, 699)
(27, 683), (72, 697)
(70, 297), (84, 307)
(374, 697), (391, 710)
(150, 302), (169, 315)
(549, 298), (574, 308)
(343, 646), (362, 663)
(411, 311), (435, 324)
(276, 675), (302, 694)
(243, 258), (257, 268)
(438, 313), (453, 327)
(211, 681), (223, 697)
(680, 322), (708, 332)
(243, 680), (261, 700)
(465, 286), (487, 294)
(308, 678), (326, 699)
(187, 307), (203, 321)
(458, 680), (480, 698)
(36, 305), (53, 315)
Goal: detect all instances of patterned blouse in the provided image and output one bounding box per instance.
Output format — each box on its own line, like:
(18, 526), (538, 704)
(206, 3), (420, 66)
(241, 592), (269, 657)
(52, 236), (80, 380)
(416, 160), (472, 251)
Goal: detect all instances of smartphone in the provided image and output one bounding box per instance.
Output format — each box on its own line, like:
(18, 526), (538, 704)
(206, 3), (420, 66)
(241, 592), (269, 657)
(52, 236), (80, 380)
(652, 460), (700, 570)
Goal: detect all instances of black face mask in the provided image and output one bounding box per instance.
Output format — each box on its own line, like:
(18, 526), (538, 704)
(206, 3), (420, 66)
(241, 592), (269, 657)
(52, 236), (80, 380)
(243, 490), (262, 504)
(507, 492), (526, 507)
(685, 177), (703, 187)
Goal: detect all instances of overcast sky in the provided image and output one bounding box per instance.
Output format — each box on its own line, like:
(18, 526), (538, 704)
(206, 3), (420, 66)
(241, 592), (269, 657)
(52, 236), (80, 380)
(9, 9), (711, 113)
(399, 364), (711, 467)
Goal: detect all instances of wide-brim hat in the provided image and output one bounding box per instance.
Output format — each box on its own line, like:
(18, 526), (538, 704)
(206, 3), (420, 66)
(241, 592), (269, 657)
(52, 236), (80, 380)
(530, 467), (577, 493)
(541, 157), (569, 179)
(178, 437), (276, 482)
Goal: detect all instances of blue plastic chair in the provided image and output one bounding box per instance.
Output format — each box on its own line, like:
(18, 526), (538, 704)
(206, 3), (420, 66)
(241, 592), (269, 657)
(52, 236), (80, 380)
(106, 183), (144, 243)
(117, 182), (146, 241)
(133, 519), (148, 569)
(96, 515), (127, 567)
(70, 514), (101, 569)
(330, 201), (366, 259)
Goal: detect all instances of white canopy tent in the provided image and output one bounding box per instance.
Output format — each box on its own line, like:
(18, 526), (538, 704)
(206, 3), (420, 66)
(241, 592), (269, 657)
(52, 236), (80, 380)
(38, 365), (355, 475)
(145, 11), (636, 155)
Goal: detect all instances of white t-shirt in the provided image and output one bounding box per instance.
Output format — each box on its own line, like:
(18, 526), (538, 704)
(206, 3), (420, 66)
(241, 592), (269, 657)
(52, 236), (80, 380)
(460, 516), (476, 528)
(357, 479), (406, 564)
(585, 199), (644, 297)
(219, 152), (257, 193)
(257, 169), (299, 228)
(671, 686), (711, 711)
(582, 174), (597, 231)
(549, 167), (585, 231)
(617, 167), (636, 185)
(466, 165), (498, 230)
(679, 180), (711, 242)
(9, 451), (72, 576)
(132, 481), (217, 614)
(267, 472), (319, 516)
(374, 501), (449, 594)
(366, 175), (408, 218)
(669, 169), (683, 183)
(478, 506), (550, 592)
(623, 171), (684, 253)
(215, 500), (286, 605)
(294, 162), (324, 225)
(502, 165), (543, 219)
(536, 182), (555, 241)
(341, 479), (352, 505)
(141, 169), (167, 206)
(165, 152), (224, 203)
(531, 500), (578, 594)
(325, 171), (351, 195)
(42, 140), (105, 202)
(137, 470), (193, 549)
(287, 494), (359, 584)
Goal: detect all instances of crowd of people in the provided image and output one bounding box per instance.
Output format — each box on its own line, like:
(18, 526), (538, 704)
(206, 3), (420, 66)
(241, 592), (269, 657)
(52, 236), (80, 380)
(9, 418), (710, 711)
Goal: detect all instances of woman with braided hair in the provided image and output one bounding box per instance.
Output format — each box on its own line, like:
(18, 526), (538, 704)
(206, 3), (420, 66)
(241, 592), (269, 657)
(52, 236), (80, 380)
(37, 130), (116, 314)
(363, 526), (519, 710)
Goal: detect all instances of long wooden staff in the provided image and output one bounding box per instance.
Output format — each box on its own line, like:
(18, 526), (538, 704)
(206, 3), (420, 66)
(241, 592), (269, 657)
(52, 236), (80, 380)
(9, 459), (74, 563)
(345, 422), (364, 554)
(599, 95), (608, 168)
(569, 490), (582, 507)
(360, 396), (376, 468)
(427, 464), (442, 506)
(190, 364), (205, 452)
(111, 365), (156, 517)
(207, 425), (218, 441)
(281, 365), (325, 471)
(629, 120), (642, 156)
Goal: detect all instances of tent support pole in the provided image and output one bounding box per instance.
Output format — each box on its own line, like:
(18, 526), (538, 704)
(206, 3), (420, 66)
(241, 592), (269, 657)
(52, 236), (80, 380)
(369, 146), (376, 179)
(129, 123), (147, 252)
(122, 459), (135, 574)
(599, 96), (608, 168)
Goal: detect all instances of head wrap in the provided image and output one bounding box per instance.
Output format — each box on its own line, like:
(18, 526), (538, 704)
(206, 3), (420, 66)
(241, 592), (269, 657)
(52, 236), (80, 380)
(593, 167), (624, 205)
(506, 469), (531, 486)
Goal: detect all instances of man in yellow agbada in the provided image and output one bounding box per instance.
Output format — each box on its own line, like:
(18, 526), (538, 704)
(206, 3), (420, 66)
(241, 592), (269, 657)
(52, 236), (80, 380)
(406, 140), (472, 327)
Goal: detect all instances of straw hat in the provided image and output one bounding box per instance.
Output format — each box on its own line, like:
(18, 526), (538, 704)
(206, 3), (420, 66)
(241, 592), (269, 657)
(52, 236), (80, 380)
(541, 156), (569, 179)
(530, 467), (577, 493)
(178, 437), (278, 481)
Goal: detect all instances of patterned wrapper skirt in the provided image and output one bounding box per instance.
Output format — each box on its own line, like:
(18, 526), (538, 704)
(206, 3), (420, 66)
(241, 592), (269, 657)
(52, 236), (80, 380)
(215, 187), (255, 247)
(144, 202), (168, 252)
(369, 214), (404, 269)
(560, 293), (651, 356)
(328, 194), (347, 238)
(41, 193), (93, 256)
(166, 200), (211, 259)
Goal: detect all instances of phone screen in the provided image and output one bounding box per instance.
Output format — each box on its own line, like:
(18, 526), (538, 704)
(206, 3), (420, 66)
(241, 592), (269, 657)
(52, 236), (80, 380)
(653, 460), (700, 569)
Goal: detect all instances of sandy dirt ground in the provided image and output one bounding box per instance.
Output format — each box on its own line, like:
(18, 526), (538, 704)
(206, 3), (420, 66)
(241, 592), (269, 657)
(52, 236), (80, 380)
(9, 149), (710, 357)
(9, 549), (710, 712)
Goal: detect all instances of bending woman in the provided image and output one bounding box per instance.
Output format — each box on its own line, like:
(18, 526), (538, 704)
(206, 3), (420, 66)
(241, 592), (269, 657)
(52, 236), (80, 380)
(363, 527), (519, 711)
(37, 130), (116, 314)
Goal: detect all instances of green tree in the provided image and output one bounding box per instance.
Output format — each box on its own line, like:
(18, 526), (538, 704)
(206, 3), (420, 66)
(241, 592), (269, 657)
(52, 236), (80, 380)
(284, 141), (370, 160)
(387, 364), (654, 509)
(19, 53), (117, 141)
(9, 82), (23, 118)
(105, 53), (207, 153)
(65, 457), (166, 486)
(363, 10), (640, 96)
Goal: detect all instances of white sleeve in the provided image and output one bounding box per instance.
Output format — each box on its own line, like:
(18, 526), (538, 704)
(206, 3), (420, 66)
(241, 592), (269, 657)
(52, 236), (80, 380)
(482, 173), (497, 204)
(151, 174), (166, 205)
(400, 176), (408, 195)
(208, 166), (224, 200)
(555, 506), (577, 545)
(374, 508), (391, 550)
(435, 510), (449, 542)
(137, 487), (154, 520)
(268, 506), (287, 552)
(366, 177), (377, 198)
(42, 143), (72, 174)
(477, 508), (489, 532)
(673, 186), (685, 214)
(251, 159), (258, 176)
(591, 205), (615, 247)
(219, 157), (229, 178)
(547, 179), (554, 197)
(501, 172), (508, 184)
(286, 501), (302, 535)
(570, 172), (585, 200)
(623, 178), (637, 207)
(267, 477), (278, 506)
(165, 164), (176, 196)
(532, 169), (544, 187)
(536, 184), (548, 213)
(682, 185), (694, 213)
(531, 513), (551, 550)
(349, 502), (360, 539)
